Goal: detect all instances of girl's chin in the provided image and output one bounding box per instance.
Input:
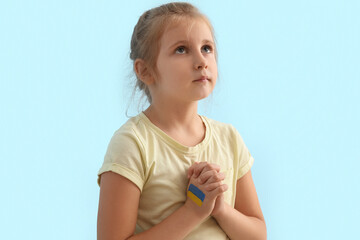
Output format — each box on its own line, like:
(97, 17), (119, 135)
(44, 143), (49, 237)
(192, 91), (213, 101)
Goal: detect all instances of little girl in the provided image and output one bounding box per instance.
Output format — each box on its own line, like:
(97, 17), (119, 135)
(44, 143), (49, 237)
(97, 2), (266, 240)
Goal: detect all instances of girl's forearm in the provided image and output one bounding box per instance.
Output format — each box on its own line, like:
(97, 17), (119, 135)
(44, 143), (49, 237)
(127, 205), (204, 240)
(213, 203), (267, 240)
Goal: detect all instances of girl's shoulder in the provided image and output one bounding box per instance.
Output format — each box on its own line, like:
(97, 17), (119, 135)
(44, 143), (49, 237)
(111, 112), (160, 146)
(112, 112), (149, 136)
(107, 114), (146, 149)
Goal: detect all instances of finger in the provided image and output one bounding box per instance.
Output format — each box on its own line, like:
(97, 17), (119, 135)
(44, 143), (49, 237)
(187, 162), (199, 178)
(202, 171), (225, 184)
(204, 181), (223, 191)
(194, 163), (221, 178)
(209, 184), (228, 199)
(189, 162), (208, 178)
(188, 161), (208, 178)
(198, 170), (224, 184)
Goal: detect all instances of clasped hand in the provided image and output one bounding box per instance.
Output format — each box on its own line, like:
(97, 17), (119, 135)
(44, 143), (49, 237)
(185, 162), (228, 219)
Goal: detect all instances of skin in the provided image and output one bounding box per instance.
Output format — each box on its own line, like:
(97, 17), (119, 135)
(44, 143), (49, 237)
(97, 17), (266, 240)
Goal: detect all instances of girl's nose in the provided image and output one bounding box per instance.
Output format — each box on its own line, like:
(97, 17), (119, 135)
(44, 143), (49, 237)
(195, 63), (208, 70)
(193, 52), (208, 70)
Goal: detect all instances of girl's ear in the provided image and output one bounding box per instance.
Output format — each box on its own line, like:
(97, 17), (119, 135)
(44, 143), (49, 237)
(134, 59), (155, 86)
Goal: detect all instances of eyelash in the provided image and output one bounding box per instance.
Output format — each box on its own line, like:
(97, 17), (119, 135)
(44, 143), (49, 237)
(175, 45), (213, 54)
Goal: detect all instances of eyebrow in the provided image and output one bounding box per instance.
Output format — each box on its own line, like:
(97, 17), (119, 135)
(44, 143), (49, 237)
(168, 39), (214, 50)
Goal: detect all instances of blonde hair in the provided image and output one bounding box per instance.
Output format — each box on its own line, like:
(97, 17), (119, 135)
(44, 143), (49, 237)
(129, 2), (218, 107)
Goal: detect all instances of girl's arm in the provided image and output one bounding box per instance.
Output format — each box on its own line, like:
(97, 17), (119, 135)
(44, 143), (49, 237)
(127, 203), (204, 240)
(97, 172), (141, 240)
(212, 170), (267, 240)
(97, 170), (226, 240)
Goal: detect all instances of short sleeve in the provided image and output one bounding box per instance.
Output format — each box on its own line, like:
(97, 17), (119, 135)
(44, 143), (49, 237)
(231, 125), (255, 180)
(97, 128), (146, 192)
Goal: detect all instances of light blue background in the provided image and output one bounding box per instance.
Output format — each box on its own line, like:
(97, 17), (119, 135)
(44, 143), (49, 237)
(1, 0), (359, 239)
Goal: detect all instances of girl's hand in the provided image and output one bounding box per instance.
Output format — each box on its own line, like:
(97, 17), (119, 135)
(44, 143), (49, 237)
(211, 191), (226, 218)
(187, 161), (221, 179)
(185, 162), (228, 219)
(184, 171), (228, 220)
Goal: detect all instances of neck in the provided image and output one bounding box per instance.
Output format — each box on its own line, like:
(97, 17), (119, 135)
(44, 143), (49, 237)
(143, 99), (201, 131)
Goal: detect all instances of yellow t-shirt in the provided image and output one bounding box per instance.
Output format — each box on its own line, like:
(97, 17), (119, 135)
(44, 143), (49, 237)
(97, 112), (254, 240)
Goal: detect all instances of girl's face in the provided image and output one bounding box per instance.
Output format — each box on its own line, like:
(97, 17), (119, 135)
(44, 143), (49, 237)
(152, 18), (217, 104)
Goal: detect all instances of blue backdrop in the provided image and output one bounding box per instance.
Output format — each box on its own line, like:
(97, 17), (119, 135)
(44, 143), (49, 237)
(1, 0), (359, 239)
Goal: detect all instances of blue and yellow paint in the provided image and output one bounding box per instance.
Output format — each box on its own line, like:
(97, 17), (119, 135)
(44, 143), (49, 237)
(187, 184), (205, 207)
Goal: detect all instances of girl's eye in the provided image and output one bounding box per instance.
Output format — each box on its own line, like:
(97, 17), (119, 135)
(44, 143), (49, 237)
(175, 45), (213, 54)
(202, 45), (213, 53)
(175, 46), (187, 54)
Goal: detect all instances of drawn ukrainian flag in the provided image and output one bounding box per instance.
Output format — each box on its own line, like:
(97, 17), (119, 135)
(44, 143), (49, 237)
(187, 184), (205, 207)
